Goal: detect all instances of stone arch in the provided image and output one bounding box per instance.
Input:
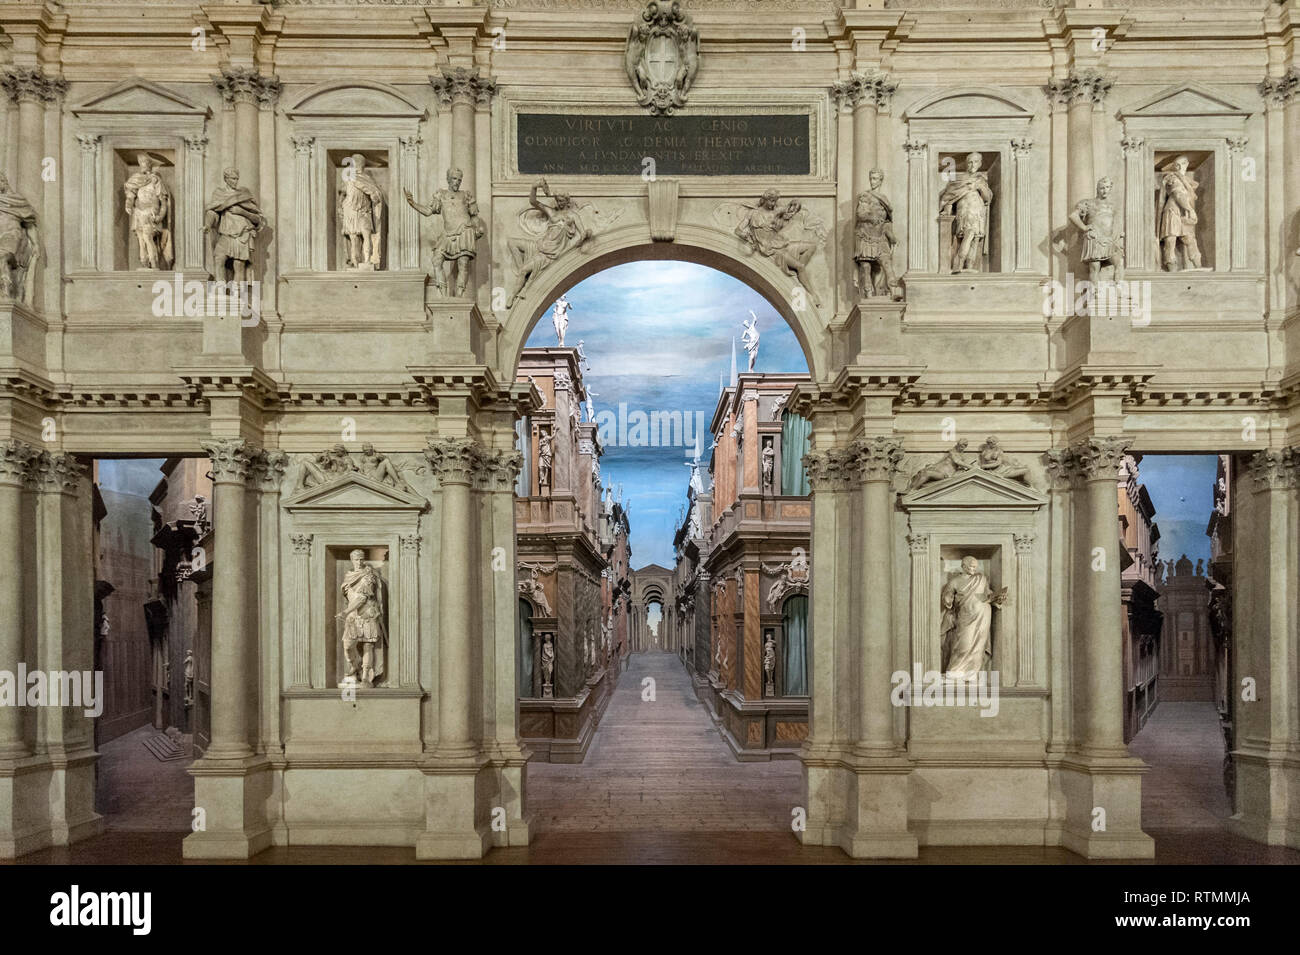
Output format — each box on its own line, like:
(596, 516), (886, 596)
(496, 222), (831, 382)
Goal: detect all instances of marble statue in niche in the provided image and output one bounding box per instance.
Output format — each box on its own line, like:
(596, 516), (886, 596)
(940, 556), (1006, 680)
(537, 427), (554, 488)
(205, 167), (265, 284)
(761, 438), (775, 492)
(938, 152), (992, 273)
(123, 154), (174, 271)
(1157, 155), (1206, 271)
(853, 169), (902, 300)
(0, 173), (39, 303)
(624, 0), (699, 115)
(728, 189), (825, 308)
(337, 154), (385, 270)
(550, 293), (573, 345)
(1068, 176), (1124, 285)
(183, 650), (194, 709)
(404, 167), (484, 297)
(763, 631), (776, 697)
(742, 311), (760, 371)
(339, 549), (388, 687)
(541, 633), (555, 699)
(506, 179), (597, 307)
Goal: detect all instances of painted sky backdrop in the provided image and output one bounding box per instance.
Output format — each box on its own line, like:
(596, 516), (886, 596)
(1136, 453), (1218, 569)
(524, 261), (809, 569)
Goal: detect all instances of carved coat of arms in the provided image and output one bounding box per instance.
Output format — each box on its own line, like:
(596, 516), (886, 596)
(624, 1), (699, 115)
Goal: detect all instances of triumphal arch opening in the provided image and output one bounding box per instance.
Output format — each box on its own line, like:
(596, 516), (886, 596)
(0, 0), (1297, 863)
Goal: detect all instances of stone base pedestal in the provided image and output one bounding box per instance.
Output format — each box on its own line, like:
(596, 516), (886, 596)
(426, 299), (488, 365)
(0, 301), (46, 370)
(1051, 756), (1155, 859)
(1227, 749), (1300, 849)
(0, 752), (103, 857)
(414, 753), (492, 860)
(182, 755), (275, 859)
(800, 753), (918, 858)
(485, 752), (533, 849)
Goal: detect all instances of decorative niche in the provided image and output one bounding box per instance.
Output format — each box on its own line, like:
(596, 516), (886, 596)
(281, 468), (426, 691)
(900, 467), (1045, 688)
(1117, 83), (1251, 273)
(901, 87), (1036, 275)
(325, 147), (390, 272)
(69, 79), (212, 276)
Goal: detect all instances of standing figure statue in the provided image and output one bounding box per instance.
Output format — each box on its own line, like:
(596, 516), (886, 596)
(506, 178), (592, 307)
(763, 632), (776, 697)
(761, 440), (775, 491)
(123, 154), (174, 271)
(741, 311), (760, 372)
(1158, 155), (1205, 271)
(854, 169), (901, 300)
(541, 633), (555, 699)
(537, 429), (554, 489)
(404, 166), (484, 297)
(0, 173), (39, 304)
(338, 154), (385, 270)
(339, 549), (388, 687)
(940, 556), (1007, 680)
(1068, 176), (1124, 285)
(938, 152), (993, 273)
(551, 293), (573, 345)
(733, 189), (823, 308)
(585, 387), (598, 422)
(205, 167), (265, 284)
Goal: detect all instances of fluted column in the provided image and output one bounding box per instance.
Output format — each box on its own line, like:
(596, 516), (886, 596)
(903, 139), (930, 272)
(77, 135), (102, 270)
(430, 65), (495, 184)
(0, 441), (38, 758)
(291, 136), (314, 270)
(182, 135), (208, 273)
(906, 533), (933, 674)
(834, 71), (896, 197)
(201, 438), (256, 759)
(1049, 70), (1112, 211)
(1066, 436), (1131, 757)
(425, 436), (482, 757)
(1259, 70), (1300, 303)
(854, 436), (904, 755)
(1013, 532), (1035, 686)
(288, 533), (312, 688)
(0, 68), (66, 200)
(1120, 135), (1147, 272)
(1011, 137), (1034, 272)
(212, 67), (281, 197)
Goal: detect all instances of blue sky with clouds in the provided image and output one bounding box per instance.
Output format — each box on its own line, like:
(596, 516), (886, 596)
(1136, 454), (1218, 569)
(524, 261), (808, 569)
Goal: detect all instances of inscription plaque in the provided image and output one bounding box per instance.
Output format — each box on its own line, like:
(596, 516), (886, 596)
(517, 113), (811, 176)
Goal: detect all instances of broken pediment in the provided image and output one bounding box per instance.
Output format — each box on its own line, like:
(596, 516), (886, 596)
(1119, 83), (1251, 121)
(901, 468), (1046, 512)
(284, 80), (426, 121)
(283, 472), (427, 515)
(72, 79), (211, 119)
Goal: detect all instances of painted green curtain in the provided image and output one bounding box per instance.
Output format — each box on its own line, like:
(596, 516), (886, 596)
(781, 410), (812, 496)
(782, 595), (809, 696)
(518, 599), (534, 697)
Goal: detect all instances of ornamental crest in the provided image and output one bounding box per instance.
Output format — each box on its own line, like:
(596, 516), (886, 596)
(624, 1), (700, 115)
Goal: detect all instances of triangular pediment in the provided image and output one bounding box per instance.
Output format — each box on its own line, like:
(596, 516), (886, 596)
(72, 79), (210, 118)
(283, 472), (426, 513)
(1119, 83), (1250, 120)
(901, 468), (1045, 511)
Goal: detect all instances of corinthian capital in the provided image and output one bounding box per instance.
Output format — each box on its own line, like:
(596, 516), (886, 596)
(1046, 69), (1113, 109)
(831, 70), (898, 111)
(429, 66), (497, 108)
(476, 447), (524, 492)
(1258, 69), (1300, 109)
(0, 439), (40, 488)
(202, 438), (256, 484)
(1066, 436), (1133, 482)
(854, 436), (905, 484)
(1248, 447), (1299, 492)
(212, 67), (282, 109)
(1, 67), (68, 105)
(425, 436), (482, 486)
(803, 447), (858, 492)
(34, 451), (85, 494)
